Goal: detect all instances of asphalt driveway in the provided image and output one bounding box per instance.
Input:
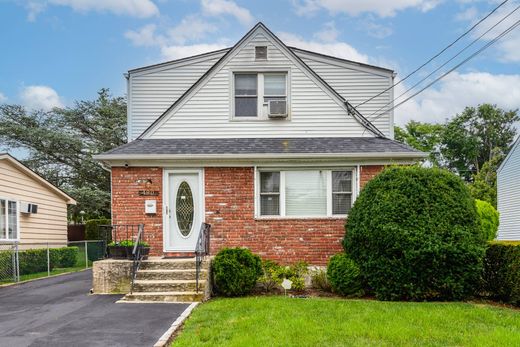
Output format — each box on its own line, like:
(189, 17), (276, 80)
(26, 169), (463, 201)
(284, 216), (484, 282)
(0, 270), (189, 347)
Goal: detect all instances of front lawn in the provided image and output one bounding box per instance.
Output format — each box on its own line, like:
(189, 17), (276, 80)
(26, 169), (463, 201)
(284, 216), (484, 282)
(173, 296), (520, 347)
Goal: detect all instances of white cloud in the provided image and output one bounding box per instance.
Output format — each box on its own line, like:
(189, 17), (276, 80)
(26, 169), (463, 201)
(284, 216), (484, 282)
(125, 24), (166, 47)
(25, 0), (159, 20)
(393, 72), (520, 125)
(125, 20), (228, 59)
(455, 6), (478, 21)
(25, 1), (46, 21)
(168, 15), (218, 44)
(20, 85), (64, 111)
(0, 92), (7, 103)
(201, 0), (254, 25)
(278, 31), (370, 63)
(293, 0), (441, 17)
(359, 16), (394, 38)
(313, 21), (339, 42)
(161, 43), (229, 60)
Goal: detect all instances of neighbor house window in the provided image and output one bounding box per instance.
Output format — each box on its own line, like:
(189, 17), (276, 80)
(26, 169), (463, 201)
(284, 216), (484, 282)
(0, 199), (18, 241)
(233, 72), (287, 118)
(257, 170), (354, 217)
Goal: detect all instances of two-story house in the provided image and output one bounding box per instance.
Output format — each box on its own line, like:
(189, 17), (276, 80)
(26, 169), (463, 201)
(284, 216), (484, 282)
(95, 23), (425, 265)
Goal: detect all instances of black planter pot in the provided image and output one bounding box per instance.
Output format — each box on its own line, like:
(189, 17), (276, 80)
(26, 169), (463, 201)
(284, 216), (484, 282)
(108, 245), (151, 260)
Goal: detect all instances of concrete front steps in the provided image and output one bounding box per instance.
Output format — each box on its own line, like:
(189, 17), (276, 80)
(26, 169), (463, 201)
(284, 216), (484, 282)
(120, 257), (210, 303)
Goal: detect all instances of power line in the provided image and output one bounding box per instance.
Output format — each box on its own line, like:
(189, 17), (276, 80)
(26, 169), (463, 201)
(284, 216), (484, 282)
(367, 4), (520, 121)
(355, 0), (511, 108)
(369, 18), (520, 122)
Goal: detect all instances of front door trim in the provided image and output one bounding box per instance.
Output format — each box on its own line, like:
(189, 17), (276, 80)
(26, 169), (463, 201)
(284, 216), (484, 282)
(163, 168), (205, 253)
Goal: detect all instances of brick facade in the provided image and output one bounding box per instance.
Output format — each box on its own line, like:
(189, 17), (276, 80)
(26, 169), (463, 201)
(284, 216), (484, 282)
(111, 165), (385, 264)
(111, 167), (163, 256)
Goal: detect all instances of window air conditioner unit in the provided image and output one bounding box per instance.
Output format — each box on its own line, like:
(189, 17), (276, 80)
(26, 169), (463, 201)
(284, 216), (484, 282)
(268, 100), (287, 118)
(20, 202), (38, 214)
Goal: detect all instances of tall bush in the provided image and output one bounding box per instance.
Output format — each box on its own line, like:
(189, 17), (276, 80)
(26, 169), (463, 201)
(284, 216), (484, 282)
(475, 199), (499, 241)
(482, 242), (520, 306)
(344, 166), (486, 301)
(213, 248), (262, 297)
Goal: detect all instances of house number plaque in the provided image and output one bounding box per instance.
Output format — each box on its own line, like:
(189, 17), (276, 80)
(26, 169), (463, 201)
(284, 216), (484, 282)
(138, 190), (159, 196)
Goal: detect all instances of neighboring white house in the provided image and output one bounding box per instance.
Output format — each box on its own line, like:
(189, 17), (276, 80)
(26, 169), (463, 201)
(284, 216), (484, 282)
(0, 153), (76, 246)
(497, 136), (520, 240)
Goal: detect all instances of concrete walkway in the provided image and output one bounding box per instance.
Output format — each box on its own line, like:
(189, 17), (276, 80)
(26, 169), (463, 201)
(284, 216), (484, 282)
(0, 270), (189, 347)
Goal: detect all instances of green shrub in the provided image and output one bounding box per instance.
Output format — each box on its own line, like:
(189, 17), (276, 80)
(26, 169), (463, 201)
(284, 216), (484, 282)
(258, 259), (282, 292)
(475, 199), (499, 241)
(345, 166), (486, 301)
(85, 218), (111, 240)
(482, 242), (520, 306)
(327, 253), (363, 296)
(311, 269), (331, 292)
(50, 247), (79, 268)
(18, 249), (53, 275)
(277, 261), (308, 291)
(213, 248), (262, 297)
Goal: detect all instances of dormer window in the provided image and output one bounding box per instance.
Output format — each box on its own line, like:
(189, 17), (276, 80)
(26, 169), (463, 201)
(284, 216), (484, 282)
(255, 46), (267, 60)
(233, 72), (287, 119)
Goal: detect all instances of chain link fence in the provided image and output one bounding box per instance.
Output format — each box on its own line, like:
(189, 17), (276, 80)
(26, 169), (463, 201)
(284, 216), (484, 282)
(0, 240), (106, 285)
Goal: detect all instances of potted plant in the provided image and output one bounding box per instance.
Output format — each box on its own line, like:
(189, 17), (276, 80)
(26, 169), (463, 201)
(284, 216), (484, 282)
(107, 240), (150, 259)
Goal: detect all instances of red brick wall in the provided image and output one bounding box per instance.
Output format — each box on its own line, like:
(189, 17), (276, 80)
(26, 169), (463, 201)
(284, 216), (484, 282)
(111, 167), (163, 256)
(205, 165), (385, 265)
(360, 165), (385, 188)
(111, 165), (385, 264)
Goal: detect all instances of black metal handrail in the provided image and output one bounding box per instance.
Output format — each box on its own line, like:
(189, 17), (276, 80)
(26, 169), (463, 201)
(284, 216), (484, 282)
(130, 224), (145, 294)
(195, 223), (211, 292)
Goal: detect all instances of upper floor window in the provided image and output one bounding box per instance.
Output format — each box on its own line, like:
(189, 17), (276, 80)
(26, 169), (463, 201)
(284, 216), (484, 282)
(0, 199), (18, 241)
(234, 72), (287, 119)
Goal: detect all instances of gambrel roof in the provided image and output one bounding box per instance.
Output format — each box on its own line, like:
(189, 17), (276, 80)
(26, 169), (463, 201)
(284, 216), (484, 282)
(137, 22), (386, 140)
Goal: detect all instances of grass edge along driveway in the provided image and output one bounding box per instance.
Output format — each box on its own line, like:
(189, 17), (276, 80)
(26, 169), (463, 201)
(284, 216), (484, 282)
(172, 296), (520, 347)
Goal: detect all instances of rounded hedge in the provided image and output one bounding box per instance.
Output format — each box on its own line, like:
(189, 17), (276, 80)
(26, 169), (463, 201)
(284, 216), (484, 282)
(344, 166), (486, 301)
(213, 248), (262, 297)
(475, 199), (499, 241)
(327, 253), (363, 296)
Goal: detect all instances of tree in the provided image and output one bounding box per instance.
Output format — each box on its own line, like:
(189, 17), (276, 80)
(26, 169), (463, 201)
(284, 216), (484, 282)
(468, 150), (503, 207)
(395, 121), (444, 166)
(0, 89), (126, 222)
(441, 104), (518, 181)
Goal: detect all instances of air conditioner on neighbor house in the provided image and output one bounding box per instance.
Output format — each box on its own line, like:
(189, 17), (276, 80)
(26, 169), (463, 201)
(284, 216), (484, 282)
(20, 202), (38, 214)
(268, 100), (287, 118)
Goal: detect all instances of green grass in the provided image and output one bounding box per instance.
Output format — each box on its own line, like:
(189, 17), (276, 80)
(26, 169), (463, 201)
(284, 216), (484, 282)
(172, 296), (520, 347)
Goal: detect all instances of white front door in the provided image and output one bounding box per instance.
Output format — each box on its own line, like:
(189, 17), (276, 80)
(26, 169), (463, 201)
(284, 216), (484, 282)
(166, 171), (203, 252)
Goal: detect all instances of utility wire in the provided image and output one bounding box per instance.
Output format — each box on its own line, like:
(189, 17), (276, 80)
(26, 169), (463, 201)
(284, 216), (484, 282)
(369, 18), (520, 122)
(354, 0), (511, 108)
(367, 5), (520, 121)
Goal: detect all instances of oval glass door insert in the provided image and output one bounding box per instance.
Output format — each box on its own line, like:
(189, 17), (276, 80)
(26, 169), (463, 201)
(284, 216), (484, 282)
(176, 181), (194, 236)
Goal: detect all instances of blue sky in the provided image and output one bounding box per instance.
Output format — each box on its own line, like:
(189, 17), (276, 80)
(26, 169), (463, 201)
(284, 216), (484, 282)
(1, 0), (520, 126)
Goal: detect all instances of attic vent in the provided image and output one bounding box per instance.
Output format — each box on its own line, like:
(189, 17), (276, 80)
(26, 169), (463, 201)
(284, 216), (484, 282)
(255, 46), (267, 60)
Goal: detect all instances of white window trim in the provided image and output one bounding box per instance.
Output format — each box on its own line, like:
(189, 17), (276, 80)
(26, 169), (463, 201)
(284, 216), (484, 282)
(230, 69), (291, 121)
(255, 167), (356, 219)
(0, 197), (20, 242)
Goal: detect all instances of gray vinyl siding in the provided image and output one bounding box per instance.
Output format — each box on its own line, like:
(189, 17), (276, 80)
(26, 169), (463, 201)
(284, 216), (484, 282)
(128, 52), (227, 140)
(497, 140), (520, 240)
(146, 31), (372, 139)
(296, 53), (393, 138)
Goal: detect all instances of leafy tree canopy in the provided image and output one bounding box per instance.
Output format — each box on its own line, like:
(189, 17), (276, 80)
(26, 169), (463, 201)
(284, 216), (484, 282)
(0, 89), (126, 222)
(395, 121), (444, 166)
(440, 104), (518, 181)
